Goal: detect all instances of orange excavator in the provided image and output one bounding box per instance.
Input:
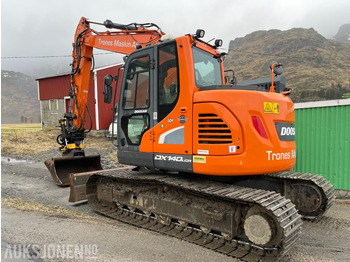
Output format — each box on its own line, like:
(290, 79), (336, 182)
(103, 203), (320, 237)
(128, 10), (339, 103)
(45, 17), (334, 261)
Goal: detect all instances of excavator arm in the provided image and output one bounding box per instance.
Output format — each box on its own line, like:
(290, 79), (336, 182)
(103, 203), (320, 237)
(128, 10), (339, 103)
(45, 17), (164, 185)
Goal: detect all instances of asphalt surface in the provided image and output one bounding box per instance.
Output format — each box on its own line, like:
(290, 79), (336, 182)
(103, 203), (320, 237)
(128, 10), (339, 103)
(1, 157), (350, 261)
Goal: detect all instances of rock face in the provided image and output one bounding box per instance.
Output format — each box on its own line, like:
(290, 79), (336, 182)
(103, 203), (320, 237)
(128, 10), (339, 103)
(333, 24), (350, 45)
(224, 28), (350, 102)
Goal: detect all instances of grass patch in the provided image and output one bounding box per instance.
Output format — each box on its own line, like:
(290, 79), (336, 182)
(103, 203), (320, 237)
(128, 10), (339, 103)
(2, 197), (94, 220)
(1, 127), (59, 156)
(1, 123), (41, 133)
(1, 124), (113, 156)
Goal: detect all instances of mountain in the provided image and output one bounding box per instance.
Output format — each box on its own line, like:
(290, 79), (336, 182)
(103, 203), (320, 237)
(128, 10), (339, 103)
(333, 24), (350, 45)
(1, 70), (40, 124)
(224, 28), (350, 102)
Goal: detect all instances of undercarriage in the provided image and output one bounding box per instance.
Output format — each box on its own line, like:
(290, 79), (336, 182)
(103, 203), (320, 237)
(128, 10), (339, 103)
(85, 169), (312, 261)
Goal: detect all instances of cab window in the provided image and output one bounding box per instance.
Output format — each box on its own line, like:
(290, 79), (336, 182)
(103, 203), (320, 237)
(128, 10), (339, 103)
(158, 42), (179, 121)
(192, 47), (222, 87)
(123, 55), (150, 109)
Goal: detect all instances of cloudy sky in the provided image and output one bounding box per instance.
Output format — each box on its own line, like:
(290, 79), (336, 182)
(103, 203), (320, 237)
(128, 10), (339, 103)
(1, 0), (349, 77)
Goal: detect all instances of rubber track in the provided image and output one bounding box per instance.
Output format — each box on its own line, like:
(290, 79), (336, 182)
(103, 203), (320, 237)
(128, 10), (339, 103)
(87, 170), (302, 261)
(266, 172), (335, 219)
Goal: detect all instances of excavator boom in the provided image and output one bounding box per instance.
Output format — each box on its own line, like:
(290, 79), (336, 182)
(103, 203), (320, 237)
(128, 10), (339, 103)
(46, 17), (164, 186)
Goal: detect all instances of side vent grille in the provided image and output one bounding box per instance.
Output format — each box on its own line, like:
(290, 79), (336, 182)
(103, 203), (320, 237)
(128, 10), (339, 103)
(198, 114), (232, 144)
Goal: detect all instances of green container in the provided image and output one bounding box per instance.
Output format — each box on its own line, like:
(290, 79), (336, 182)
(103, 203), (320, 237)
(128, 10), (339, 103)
(294, 100), (350, 190)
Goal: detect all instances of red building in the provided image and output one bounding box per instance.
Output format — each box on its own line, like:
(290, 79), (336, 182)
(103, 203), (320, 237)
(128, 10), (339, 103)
(37, 64), (122, 130)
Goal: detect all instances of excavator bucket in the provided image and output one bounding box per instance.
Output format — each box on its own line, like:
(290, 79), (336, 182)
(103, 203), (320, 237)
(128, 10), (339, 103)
(45, 155), (103, 186)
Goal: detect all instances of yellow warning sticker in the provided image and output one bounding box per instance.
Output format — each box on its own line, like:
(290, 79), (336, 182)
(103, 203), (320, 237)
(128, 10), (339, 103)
(264, 102), (280, 114)
(193, 156), (206, 163)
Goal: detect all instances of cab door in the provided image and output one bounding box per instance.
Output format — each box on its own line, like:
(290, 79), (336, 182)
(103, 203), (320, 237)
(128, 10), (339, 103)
(152, 41), (193, 172)
(117, 47), (155, 168)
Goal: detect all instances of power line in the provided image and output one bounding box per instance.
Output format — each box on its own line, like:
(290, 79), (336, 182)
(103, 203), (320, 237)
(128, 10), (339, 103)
(1, 44), (304, 60)
(1, 49), (292, 60)
(1, 52), (119, 59)
(1, 55), (71, 59)
(2, 48), (349, 64)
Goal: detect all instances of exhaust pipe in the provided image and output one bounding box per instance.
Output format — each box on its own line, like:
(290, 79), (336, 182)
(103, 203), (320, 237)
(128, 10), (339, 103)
(45, 155), (103, 186)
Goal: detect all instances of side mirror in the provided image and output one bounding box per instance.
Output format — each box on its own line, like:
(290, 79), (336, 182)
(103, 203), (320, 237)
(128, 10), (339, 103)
(269, 61), (283, 76)
(225, 76), (229, 84)
(269, 61), (283, 93)
(224, 69), (236, 85)
(103, 74), (113, 104)
(231, 75), (237, 85)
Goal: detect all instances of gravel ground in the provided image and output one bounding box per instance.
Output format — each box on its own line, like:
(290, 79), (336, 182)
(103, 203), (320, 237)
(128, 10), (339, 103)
(2, 149), (350, 261)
